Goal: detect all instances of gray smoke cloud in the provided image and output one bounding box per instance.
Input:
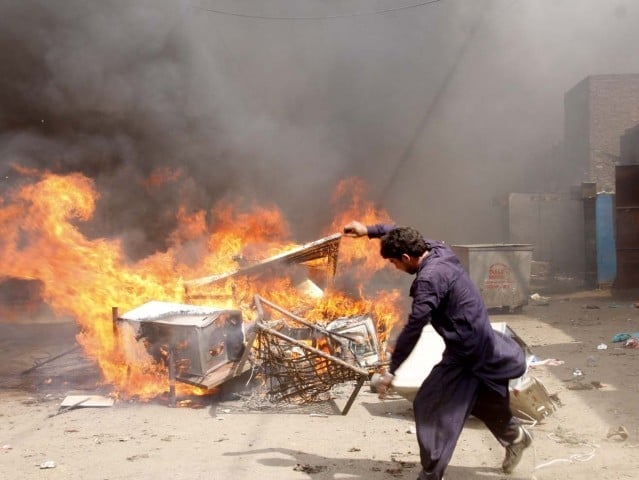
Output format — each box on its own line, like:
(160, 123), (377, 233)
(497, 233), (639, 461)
(1, 0), (638, 258)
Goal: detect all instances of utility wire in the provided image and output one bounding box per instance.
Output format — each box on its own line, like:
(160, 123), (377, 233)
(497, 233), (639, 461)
(194, 0), (441, 20)
(377, 0), (490, 204)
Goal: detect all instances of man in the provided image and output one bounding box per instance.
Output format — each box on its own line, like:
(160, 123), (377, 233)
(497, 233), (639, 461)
(343, 221), (532, 480)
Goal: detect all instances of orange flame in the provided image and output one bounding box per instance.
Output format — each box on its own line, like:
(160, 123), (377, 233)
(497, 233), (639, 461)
(325, 178), (394, 275)
(0, 170), (404, 400)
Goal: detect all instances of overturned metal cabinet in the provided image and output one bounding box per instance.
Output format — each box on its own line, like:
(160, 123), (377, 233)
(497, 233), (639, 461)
(118, 301), (250, 389)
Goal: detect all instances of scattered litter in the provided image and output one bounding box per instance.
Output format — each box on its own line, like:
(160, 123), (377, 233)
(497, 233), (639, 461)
(390, 453), (419, 466)
(48, 398), (89, 418)
(2, 444), (12, 451)
(606, 426), (629, 441)
(60, 393), (114, 408)
(529, 293), (550, 306)
(385, 467), (404, 476)
(563, 378), (606, 390)
(39, 460), (56, 469)
(348, 447), (361, 452)
(572, 368), (584, 377)
(596, 343), (608, 350)
(126, 454), (149, 461)
(293, 463), (327, 474)
(406, 425), (416, 434)
(566, 380), (593, 391)
(47, 393), (114, 418)
(529, 357), (564, 367)
(611, 332), (639, 343)
(510, 374), (558, 422)
(549, 426), (586, 445)
(625, 338), (639, 349)
(534, 428), (599, 470)
(309, 413), (328, 418)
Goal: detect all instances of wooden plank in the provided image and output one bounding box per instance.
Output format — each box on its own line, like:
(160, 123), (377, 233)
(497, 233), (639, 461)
(60, 394), (114, 408)
(184, 233), (341, 290)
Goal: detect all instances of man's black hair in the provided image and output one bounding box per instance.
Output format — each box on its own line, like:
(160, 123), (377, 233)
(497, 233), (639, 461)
(380, 226), (429, 259)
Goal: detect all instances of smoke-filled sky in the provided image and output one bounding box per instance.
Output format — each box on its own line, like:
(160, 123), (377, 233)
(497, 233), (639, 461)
(1, 0), (638, 258)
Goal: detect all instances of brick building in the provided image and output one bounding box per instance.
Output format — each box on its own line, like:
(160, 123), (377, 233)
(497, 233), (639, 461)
(620, 123), (639, 164)
(564, 74), (639, 192)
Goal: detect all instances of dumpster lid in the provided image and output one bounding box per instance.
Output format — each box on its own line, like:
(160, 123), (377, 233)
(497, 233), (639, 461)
(452, 243), (533, 250)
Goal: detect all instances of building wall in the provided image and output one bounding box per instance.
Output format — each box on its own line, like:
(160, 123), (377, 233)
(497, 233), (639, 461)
(564, 77), (591, 188)
(508, 193), (585, 276)
(615, 165), (639, 289)
(620, 123), (639, 164)
(564, 74), (639, 192)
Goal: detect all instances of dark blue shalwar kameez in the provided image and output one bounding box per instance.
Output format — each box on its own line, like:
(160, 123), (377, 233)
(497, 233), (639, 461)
(368, 225), (526, 480)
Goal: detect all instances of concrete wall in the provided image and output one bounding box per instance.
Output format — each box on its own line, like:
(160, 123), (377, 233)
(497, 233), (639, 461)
(508, 193), (585, 276)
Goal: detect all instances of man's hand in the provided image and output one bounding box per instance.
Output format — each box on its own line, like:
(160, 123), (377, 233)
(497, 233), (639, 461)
(343, 221), (367, 237)
(372, 371), (394, 399)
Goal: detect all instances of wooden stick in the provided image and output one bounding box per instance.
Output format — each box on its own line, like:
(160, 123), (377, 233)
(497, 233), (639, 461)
(168, 346), (177, 408)
(21, 345), (81, 376)
(48, 397), (90, 418)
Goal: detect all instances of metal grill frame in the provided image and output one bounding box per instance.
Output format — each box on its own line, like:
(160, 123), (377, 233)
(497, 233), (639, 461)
(252, 295), (368, 415)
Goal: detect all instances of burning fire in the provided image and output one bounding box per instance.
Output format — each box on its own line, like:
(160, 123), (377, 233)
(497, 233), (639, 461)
(0, 169), (403, 400)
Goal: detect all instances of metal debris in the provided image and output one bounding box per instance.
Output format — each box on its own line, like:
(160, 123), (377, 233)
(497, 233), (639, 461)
(252, 295), (369, 415)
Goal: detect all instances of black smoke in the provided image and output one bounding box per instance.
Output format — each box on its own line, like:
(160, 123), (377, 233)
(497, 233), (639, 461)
(2, 1), (639, 258)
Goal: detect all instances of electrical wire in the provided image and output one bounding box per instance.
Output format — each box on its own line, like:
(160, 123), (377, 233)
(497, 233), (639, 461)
(193, 0), (442, 20)
(534, 433), (599, 470)
(376, 0), (489, 204)
(377, 0), (525, 205)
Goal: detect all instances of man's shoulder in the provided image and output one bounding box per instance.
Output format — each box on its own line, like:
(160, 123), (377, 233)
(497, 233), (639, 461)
(424, 241), (459, 264)
(419, 245), (466, 282)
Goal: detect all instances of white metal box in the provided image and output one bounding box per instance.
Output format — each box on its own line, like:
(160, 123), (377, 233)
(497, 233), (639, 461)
(119, 301), (245, 377)
(391, 322), (556, 421)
